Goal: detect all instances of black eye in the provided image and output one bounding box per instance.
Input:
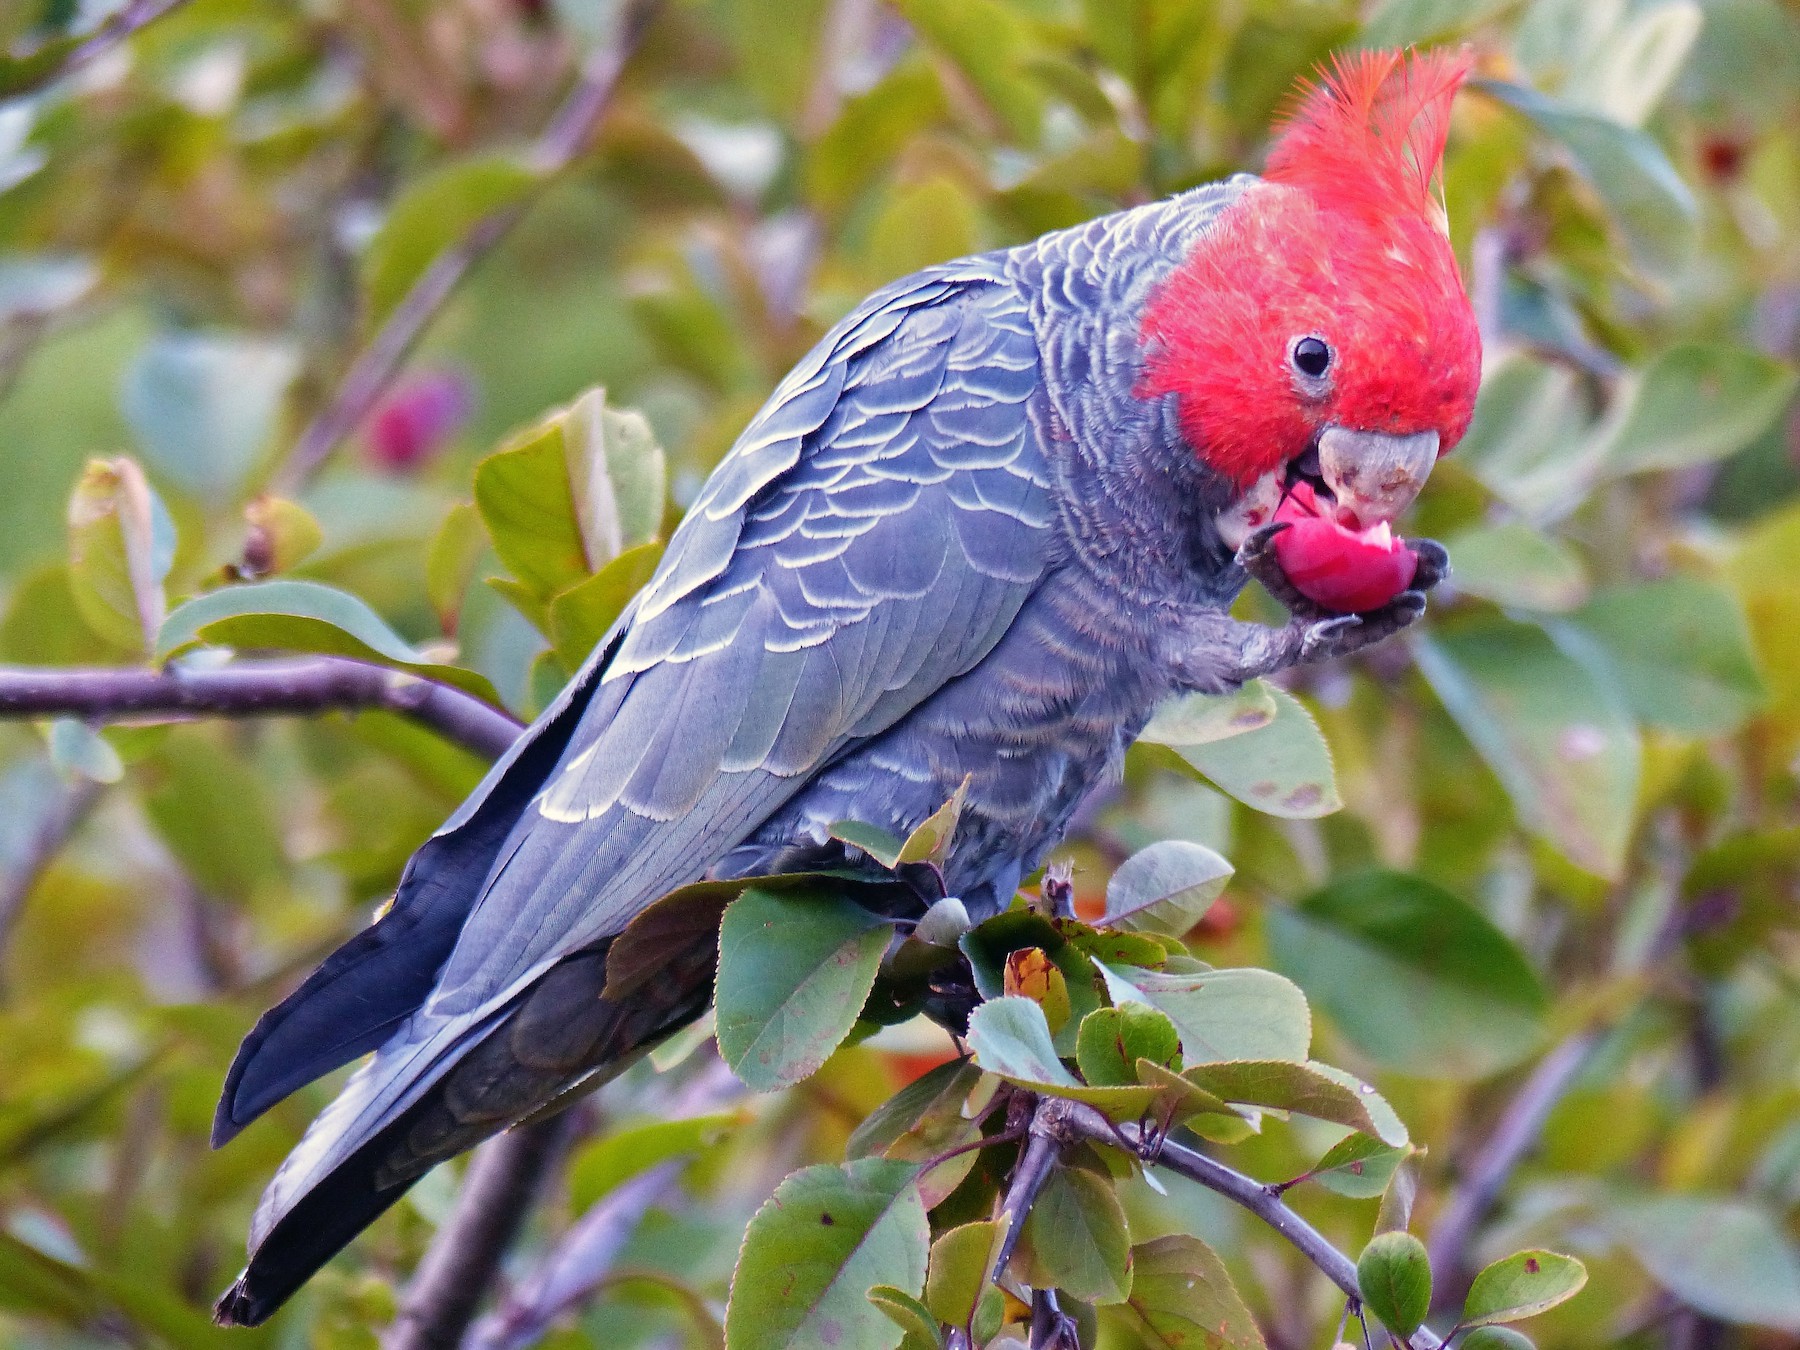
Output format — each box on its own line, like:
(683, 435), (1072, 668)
(1291, 336), (1331, 379)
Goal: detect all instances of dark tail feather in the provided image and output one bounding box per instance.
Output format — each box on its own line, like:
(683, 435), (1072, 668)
(214, 939), (717, 1327)
(213, 656), (617, 1147)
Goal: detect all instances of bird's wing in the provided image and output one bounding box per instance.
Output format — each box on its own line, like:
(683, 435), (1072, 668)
(243, 257), (1057, 1239)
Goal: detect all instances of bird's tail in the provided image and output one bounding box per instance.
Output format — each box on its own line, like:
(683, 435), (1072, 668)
(213, 937), (716, 1327)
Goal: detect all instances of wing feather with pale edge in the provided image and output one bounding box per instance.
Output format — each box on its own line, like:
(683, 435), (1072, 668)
(245, 259), (1056, 1244)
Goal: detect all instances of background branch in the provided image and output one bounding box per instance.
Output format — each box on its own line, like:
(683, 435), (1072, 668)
(3, 0), (193, 98)
(384, 1109), (591, 1350)
(275, 0), (660, 491)
(0, 659), (523, 760)
(1427, 1031), (1600, 1295)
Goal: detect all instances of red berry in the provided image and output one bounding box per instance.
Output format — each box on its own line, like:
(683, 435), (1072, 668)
(366, 370), (472, 472)
(1271, 480), (1418, 613)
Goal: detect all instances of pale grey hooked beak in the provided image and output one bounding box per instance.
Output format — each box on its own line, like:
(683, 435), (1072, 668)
(1314, 425), (1439, 527)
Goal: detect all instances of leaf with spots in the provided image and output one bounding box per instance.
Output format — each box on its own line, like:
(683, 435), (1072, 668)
(726, 1158), (928, 1350)
(1109, 1234), (1266, 1348)
(1173, 686), (1341, 819)
(1464, 1250), (1588, 1327)
(715, 886), (893, 1091)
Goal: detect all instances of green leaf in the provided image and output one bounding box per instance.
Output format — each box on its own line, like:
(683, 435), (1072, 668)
(1113, 1234), (1266, 1349)
(1020, 1166), (1132, 1305)
(1357, 1231), (1431, 1337)
(831, 819), (907, 870)
(867, 1285), (944, 1349)
(1603, 1195), (1800, 1331)
(1104, 966), (1312, 1065)
(1103, 840), (1233, 937)
(1139, 680), (1277, 747)
(1265, 870), (1546, 1079)
(1075, 1005), (1181, 1088)
(158, 578), (502, 706)
(846, 1059), (986, 1208)
(1415, 620), (1640, 879)
(548, 539), (665, 668)
(1305, 1133), (1409, 1199)
(1475, 79), (1697, 266)
(715, 886), (892, 1091)
(1464, 1250), (1588, 1327)
(1461, 1329), (1535, 1350)
(725, 1158), (929, 1350)
(66, 457), (174, 654)
(964, 997), (1158, 1116)
(426, 502), (488, 635)
(1597, 344), (1798, 477)
(1173, 686), (1340, 818)
(1561, 578), (1765, 737)
(925, 1217), (1008, 1327)
(1444, 523), (1589, 613)
(363, 153), (537, 324)
(568, 1111), (747, 1212)
(120, 330), (298, 497)
(475, 387), (667, 619)
(1179, 1061), (1407, 1147)
(897, 780), (968, 865)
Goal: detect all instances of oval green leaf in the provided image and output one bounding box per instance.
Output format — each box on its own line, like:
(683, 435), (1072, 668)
(158, 578), (502, 706)
(725, 1158), (928, 1350)
(1357, 1230), (1431, 1337)
(1104, 965), (1312, 1066)
(1174, 686), (1340, 818)
(1103, 840), (1234, 937)
(1114, 1234), (1266, 1349)
(1020, 1166), (1132, 1306)
(1464, 1250), (1588, 1327)
(715, 886), (892, 1091)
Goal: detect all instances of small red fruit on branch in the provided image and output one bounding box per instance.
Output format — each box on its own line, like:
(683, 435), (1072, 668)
(1272, 480), (1418, 613)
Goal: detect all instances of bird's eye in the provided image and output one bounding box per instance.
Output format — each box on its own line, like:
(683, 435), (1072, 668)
(1291, 336), (1332, 379)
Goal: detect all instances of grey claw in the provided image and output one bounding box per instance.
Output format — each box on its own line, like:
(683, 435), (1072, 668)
(1408, 538), (1450, 592)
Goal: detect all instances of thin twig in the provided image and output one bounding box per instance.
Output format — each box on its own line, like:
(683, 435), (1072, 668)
(2, 0), (193, 99)
(275, 0), (659, 491)
(1061, 1104), (1446, 1350)
(0, 659), (522, 760)
(1426, 1031), (1599, 1288)
(465, 1162), (678, 1350)
(991, 1097), (1065, 1282)
(453, 1054), (741, 1350)
(384, 1110), (590, 1350)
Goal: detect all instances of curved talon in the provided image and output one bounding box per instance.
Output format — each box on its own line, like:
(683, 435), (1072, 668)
(1407, 537), (1450, 593)
(1237, 520), (1323, 618)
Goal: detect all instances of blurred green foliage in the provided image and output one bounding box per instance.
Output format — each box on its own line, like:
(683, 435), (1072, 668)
(0, 0), (1793, 1346)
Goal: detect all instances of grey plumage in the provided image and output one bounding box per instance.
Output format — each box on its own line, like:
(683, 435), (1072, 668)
(213, 177), (1416, 1325)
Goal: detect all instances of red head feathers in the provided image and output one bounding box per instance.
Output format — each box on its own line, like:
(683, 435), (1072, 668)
(1138, 47), (1482, 488)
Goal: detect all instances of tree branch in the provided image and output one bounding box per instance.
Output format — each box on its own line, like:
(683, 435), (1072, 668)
(1426, 1030), (1599, 1291)
(384, 1110), (590, 1350)
(1061, 1105), (1446, 1350)
(274, 0), (660, 491)
(0, 659), (523, 760)
(464, 1055), (742, 1350)
(3, 0), (193, 99)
